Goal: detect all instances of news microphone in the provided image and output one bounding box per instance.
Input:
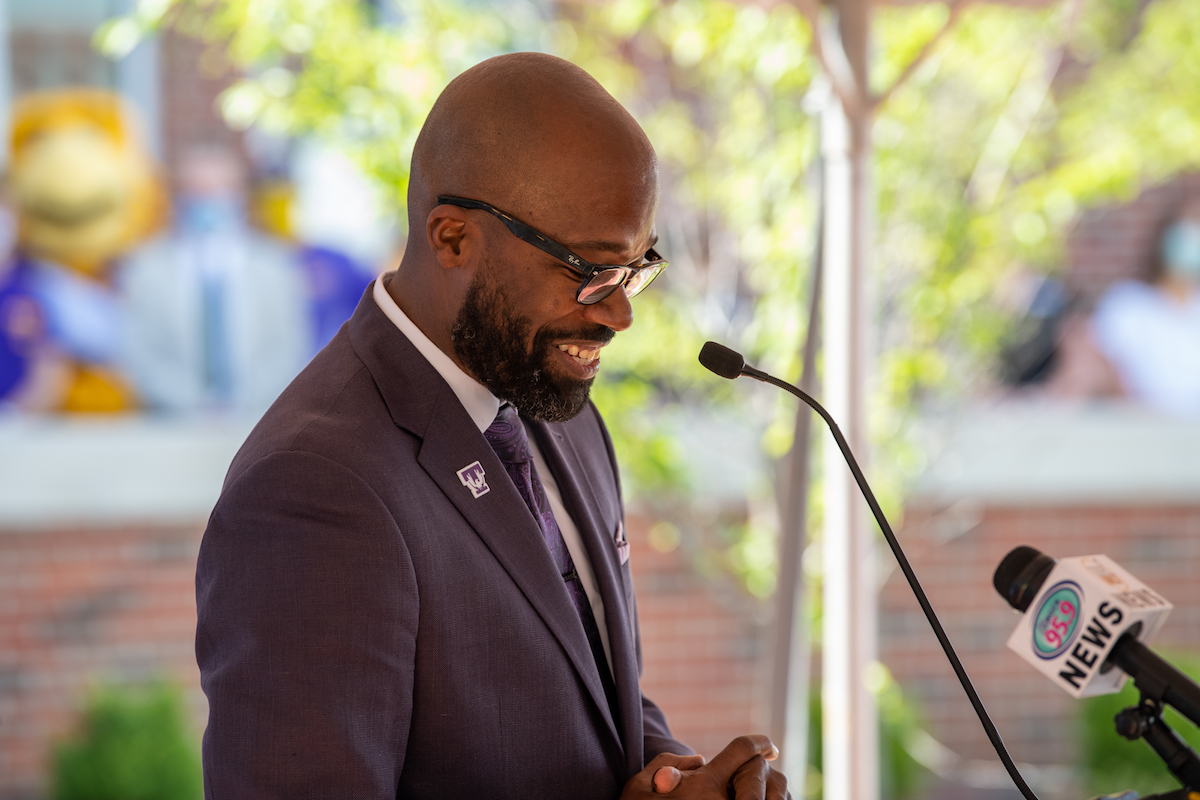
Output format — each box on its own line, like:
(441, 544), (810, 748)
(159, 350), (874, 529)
(993, 547), (1172, 697)
(994, 547), (1200, 724)
(698, 341), (1042, 800)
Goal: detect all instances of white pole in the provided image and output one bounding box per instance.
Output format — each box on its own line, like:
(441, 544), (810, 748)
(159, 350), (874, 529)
(820, 1), (878, 794)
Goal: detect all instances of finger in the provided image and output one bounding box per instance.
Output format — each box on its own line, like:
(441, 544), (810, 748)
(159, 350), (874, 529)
(640, 752), (705, 796)
(646, 752), (706, 772)
(728, 755), (769, 800)
(652, 767), (682, 793)
(766, 767), (790, 800)
(703, 735), (779, 782)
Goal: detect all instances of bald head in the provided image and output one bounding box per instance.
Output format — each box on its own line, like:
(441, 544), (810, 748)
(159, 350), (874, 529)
(407, 52), (657, 236)
(389, 54), (661, 402)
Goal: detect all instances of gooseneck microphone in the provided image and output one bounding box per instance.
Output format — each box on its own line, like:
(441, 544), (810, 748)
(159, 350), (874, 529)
(697, 342), (749, 379)
(698, 341), (1041, 800)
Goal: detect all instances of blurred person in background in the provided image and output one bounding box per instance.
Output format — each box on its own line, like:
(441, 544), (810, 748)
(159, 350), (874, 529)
(5, 88), (165, 413)
(298, 242), (376, 352)
(1008, 202), (1200, 413)
(289, 140), (397, 352)
(250, 141), (390, 355)
(996, 270), (1073, 389)
(1087, 200), (1200, 416)
(120, 144), (311, 415)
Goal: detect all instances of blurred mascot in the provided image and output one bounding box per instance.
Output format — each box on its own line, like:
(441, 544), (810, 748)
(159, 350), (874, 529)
(0, 204), (43, 408)
(4, 88), (165, 412)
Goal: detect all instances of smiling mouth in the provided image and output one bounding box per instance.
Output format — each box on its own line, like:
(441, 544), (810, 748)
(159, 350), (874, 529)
(25, 193), (120, 227)
(556, 343), (603, 366)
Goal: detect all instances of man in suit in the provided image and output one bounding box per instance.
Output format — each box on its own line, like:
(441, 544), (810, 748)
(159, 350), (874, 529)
(196, 52), (789, 799)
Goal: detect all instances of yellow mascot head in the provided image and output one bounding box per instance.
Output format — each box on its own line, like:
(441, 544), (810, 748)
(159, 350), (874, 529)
(7, 88), (166, 279)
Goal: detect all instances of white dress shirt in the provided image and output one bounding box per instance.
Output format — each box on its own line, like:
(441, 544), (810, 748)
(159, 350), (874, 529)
(373, 275), (613, 673)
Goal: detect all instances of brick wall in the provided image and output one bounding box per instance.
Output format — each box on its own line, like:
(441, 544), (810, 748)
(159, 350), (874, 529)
(10, 32), (115, 93)
(0, 524), (204, 800)
(8, 482), (1198, 799)
(0, 515), (769, 799)
(158, 28), (246, 198)
(629, 517), (770, 758)
(1066, 173), (1200, 305)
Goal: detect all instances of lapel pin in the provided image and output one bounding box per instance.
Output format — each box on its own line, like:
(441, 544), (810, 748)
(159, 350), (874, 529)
(457, 461), (490, 498)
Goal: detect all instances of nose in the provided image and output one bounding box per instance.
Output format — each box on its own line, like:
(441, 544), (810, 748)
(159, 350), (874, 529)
(581, 286), (634, 332)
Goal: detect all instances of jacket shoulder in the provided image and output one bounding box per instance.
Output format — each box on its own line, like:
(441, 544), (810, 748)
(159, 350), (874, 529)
(223, 330), (392, 488)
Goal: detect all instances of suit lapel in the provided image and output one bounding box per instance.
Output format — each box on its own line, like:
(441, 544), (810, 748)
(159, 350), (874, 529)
(416, 407), (621, 746)
(528, 418), (643, 776)
(347, 287), (621, 750)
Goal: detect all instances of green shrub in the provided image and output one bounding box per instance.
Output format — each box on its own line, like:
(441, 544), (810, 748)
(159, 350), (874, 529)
(51, 682), (203, 800)
(1079, 652), (1200, 799)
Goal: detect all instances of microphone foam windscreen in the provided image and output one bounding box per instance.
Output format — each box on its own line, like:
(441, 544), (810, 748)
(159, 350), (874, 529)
(993, 545), (1055, 612)
(699, 341), (745, 380)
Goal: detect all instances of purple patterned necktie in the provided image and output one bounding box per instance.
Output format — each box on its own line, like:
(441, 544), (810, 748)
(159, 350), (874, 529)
(484, 404), (618, 716)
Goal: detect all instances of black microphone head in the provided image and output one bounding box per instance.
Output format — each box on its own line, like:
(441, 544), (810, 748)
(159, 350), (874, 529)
(993, 545), (1058, 613)
(699, 341), (745, 380)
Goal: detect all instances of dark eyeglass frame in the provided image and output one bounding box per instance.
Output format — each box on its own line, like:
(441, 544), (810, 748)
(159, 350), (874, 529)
(437, 195), (668, 305)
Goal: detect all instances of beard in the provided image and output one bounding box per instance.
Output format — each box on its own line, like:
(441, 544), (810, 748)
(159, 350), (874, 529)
(451, 264), (614, 423)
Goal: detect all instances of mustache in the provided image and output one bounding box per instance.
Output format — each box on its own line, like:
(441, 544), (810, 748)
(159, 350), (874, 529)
(537, 324), (616, 345)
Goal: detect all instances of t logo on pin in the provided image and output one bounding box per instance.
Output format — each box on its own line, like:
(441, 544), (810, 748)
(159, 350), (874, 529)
(457, 461), (490, 498)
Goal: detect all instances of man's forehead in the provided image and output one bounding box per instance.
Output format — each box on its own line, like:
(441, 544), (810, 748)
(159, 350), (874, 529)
(531, 194), (659, 259)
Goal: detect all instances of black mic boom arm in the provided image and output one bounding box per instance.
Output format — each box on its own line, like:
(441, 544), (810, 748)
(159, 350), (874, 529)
(698, 341), (1041, 800)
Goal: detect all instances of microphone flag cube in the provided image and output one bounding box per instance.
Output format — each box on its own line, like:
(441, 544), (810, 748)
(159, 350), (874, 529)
(1005, 554), (1172, 698)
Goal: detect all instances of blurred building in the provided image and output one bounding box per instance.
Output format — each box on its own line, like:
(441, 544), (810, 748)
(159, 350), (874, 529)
(881, 178), (1200, 800)
(5, 0), (238, 179)
(1066, 175), (1200, 307)
(882, 408), (1200, 800)
(0, 5), (363, 795)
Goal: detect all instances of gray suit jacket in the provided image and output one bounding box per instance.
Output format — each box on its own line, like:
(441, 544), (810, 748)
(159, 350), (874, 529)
(196, 284), (688, 799)
(121, 230), (312, 414)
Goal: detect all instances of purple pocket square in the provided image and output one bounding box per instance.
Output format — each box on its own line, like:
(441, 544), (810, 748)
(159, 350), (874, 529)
(615, 521), (630, 565)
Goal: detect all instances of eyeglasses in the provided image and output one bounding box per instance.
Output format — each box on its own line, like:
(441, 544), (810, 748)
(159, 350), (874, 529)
(437, 195), (668, 305)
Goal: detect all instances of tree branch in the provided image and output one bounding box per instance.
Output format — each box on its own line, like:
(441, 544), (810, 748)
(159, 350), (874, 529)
(966, 0), (1086, 209)
(793, 0), (860, 116)
(870, 0), (971, 112)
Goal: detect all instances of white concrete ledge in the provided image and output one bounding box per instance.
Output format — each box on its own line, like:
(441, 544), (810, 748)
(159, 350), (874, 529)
(3, 401), (1195, 528)
(910, 402), (1200, 505)
(0, 416), (254, 528)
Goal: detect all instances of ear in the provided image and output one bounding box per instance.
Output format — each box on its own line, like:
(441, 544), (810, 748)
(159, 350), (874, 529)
(426, 204), (470, 270)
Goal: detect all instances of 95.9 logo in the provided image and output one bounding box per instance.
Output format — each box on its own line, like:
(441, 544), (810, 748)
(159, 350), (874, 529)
(1032, 581), (1083, 659)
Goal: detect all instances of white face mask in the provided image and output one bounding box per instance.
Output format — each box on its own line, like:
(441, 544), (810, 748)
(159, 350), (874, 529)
(1161, 221), (1200, 281)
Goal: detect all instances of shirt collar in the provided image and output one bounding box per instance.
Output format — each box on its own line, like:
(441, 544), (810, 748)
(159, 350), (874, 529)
(373, 273), (500, 433)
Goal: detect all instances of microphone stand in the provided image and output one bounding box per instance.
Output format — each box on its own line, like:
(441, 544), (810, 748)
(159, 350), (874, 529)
(1106, 629), (1200, 799)
(1113, 694), (1200, 800)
